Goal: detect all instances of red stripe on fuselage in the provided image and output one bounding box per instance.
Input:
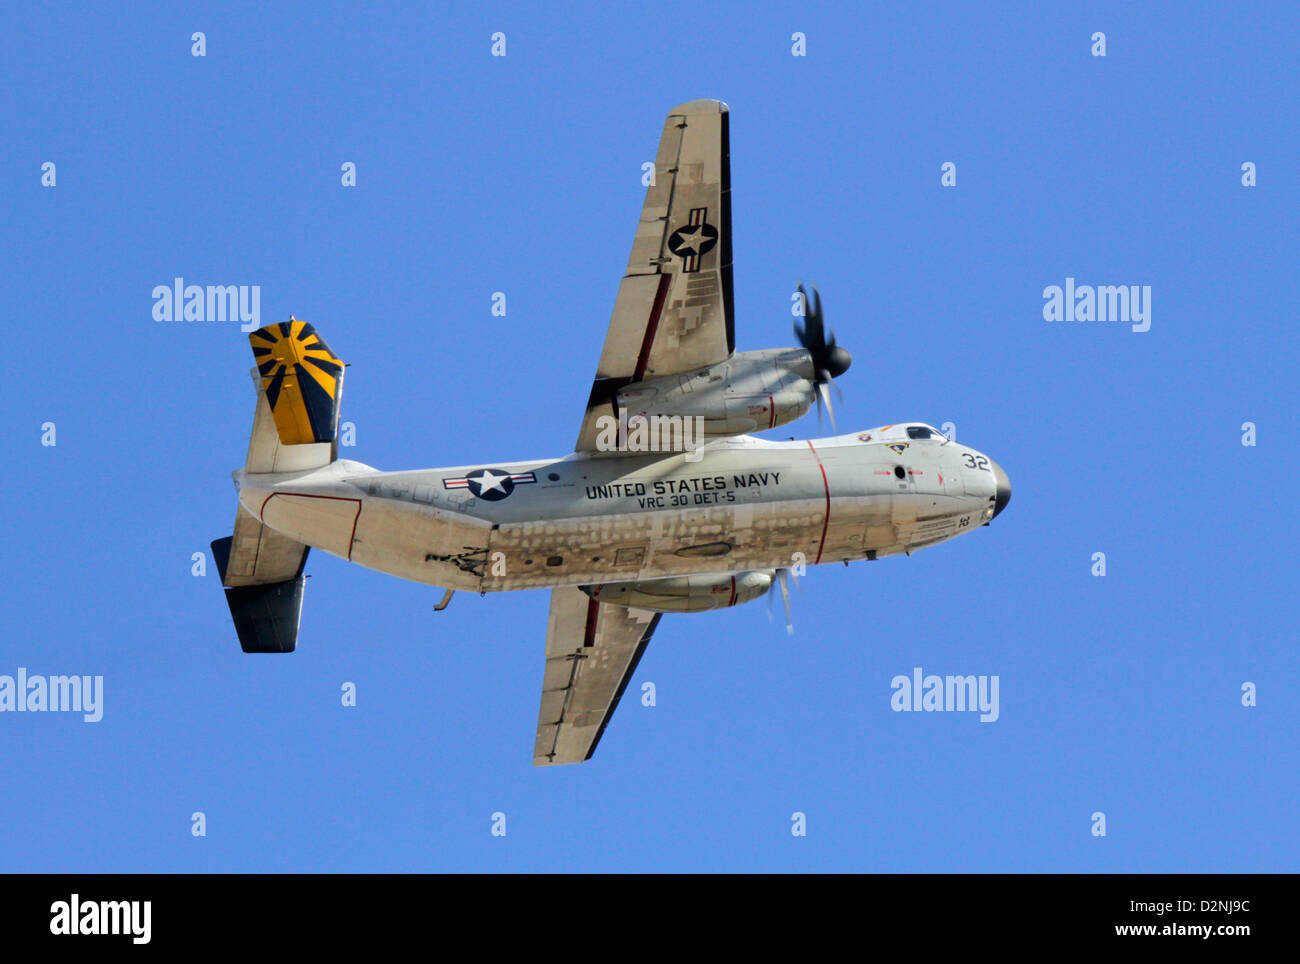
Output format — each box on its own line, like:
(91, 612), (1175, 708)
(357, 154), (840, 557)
(806, 441), (830, 565)
(259, 492), (363, 561)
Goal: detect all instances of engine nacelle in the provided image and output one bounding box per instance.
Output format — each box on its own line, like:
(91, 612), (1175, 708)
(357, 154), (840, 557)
(582, 570), (774, 614)
(615, 348), (815, 441)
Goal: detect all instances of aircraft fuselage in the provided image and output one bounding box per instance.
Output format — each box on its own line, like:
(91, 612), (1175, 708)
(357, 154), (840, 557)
(234, 425), (1010, 596)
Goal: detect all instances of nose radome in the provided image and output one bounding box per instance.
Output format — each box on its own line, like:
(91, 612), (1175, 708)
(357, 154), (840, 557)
(990, 460), (1011, 520)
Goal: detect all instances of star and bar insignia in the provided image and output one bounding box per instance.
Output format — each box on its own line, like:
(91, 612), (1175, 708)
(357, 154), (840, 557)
(667, 207), (719, 273)
(443, 468), (537, 501)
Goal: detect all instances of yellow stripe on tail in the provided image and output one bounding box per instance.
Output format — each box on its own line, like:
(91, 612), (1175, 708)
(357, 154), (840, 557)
(249, 318), (345, 445)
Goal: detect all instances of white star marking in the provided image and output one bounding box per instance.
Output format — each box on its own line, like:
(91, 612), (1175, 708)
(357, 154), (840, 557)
(674, 224), (706, 253)
(473, 471), (507, 495)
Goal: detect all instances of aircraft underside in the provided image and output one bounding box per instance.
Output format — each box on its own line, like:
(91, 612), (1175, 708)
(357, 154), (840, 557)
(211, 99), (1012, 764)
(235, 429), (1006, 598)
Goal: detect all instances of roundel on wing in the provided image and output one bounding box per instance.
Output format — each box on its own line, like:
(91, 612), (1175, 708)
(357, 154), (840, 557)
(667, 222), (719, 260)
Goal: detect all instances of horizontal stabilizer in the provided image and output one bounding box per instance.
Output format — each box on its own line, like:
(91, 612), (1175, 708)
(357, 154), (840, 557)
(211, 535), (308, 653)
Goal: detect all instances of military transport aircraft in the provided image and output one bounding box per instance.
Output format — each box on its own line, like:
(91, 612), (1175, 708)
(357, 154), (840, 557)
(212, 99), (1011, 765)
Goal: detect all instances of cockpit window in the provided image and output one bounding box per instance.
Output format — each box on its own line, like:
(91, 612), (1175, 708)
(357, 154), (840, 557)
(906, 425), (934, 439)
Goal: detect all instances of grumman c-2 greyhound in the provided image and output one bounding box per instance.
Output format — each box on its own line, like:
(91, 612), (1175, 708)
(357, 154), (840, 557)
(212, 100), (1011, 765)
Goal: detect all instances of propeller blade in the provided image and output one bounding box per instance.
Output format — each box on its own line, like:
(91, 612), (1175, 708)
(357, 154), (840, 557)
(778, 568), (793, 635)
(766, 568), (796, 634)
(817, 379), (837, 433)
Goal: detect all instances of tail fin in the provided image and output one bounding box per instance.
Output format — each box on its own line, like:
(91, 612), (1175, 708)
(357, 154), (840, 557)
(213, 318), (345, 653)
(242, 318), (345, 474)
(249, 318), (345, 449)
(211, 519), (308, 654)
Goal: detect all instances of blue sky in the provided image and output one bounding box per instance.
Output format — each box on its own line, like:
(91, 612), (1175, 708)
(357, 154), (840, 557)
(1, 1), (1296, 871)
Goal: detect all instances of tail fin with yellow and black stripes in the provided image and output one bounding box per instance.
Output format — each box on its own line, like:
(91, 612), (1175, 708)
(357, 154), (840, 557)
(211, 318), (345, 653)
(249, 318), (345, 448)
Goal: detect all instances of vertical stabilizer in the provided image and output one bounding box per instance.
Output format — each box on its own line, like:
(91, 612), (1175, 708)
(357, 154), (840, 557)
(214, 318), (346, 653)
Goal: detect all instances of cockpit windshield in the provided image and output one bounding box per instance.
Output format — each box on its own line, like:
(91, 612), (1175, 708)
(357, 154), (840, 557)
(857, 423), (949, 444)
(905, 424), (947, 441)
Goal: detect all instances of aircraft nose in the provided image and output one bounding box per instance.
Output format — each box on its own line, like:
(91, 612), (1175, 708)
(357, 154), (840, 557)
(990, 460), (1011, 520)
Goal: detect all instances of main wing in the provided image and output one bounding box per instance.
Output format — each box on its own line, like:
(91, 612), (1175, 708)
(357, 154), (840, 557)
(534, 101), (730, 762)
(534, 587), (662, 765)
(575, 99), (734, 451)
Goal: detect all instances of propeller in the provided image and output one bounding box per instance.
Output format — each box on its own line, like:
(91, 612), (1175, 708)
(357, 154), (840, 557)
(794, 283), (852, 432)
(765, 567), (799, 635)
